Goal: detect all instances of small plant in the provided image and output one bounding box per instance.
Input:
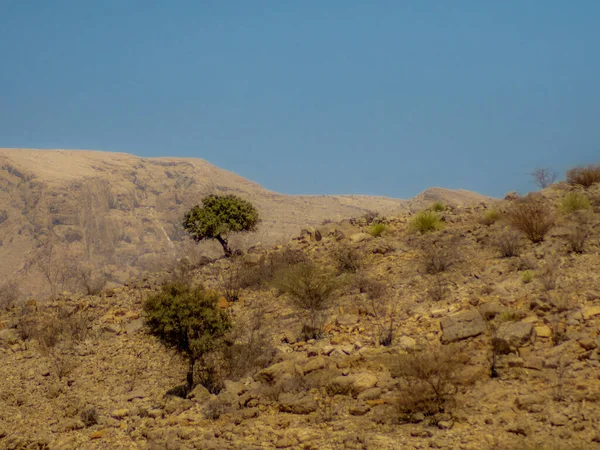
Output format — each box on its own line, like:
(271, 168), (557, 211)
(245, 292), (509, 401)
(559, 191), (591, 214)
(276, 261), (338, 339)
(427, 274), (449, 302)
(369, 222), (387, 238)
(331, 243), (363, 273)
(421, 238), (458, 274)
(480, 209), (502, 226)
(563, 215), (591, 253)
(531, 168), (557, 189)
(538, 259), (559, 291)
(143, 281), (231, 392)
(521, 271), (533, 284)
(566, 164), (600, 188)
(80, 407), (99, 427)
(362, 210), (380, 225)
(496, 230), (523, 257)
(409, 211), (443, 233)
(430, 201), (446, 212)
(506, 195), (554, 243)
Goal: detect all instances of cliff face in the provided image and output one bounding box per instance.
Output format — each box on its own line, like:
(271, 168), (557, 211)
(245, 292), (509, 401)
(0, 149), (492, 297)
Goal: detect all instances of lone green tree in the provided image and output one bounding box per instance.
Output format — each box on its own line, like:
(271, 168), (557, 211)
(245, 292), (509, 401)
(143, 281), (231, 393)
(183, 194), (260, 257)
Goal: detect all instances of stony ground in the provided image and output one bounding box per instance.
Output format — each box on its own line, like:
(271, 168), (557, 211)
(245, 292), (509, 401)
(1, 182), (600, 450)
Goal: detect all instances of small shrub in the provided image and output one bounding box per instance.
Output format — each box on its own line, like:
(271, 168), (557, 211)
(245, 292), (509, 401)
(514, 255), (537, 271)
(538, 260), (559, 291)
(276, 261), (338, 338)
(566, 164), (600, 188)
(393, 345), (467, 421)
(521, 271), (533, 284)
(559, 192), (591, 214)
(362, 210), (380, 225)
(409, 211), (443, 233)
(355, 275), (387, 300)
(427, 275), (449, 302)
(563, 216), (591, 253)
(80, 407), (99, 427)
(495, 230), (523, 258)
(506, 195), (554, 243)
(430, 201), (446, 212)
(369, 222), (387, 238)
(421, 239), (458, 274)
(204, 398), (231, 420)
(213, 259), (242, 302)
(480, 209), (502, 226)
(331, 243), (363, 273)
(239, 247), (306, 289)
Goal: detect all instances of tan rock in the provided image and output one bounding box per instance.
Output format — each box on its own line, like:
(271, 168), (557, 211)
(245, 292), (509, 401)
(535, 325), (552, 338)
(582, 306), (600, 320)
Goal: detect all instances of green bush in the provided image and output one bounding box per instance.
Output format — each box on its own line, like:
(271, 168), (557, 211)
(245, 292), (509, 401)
(521, 271), (533, 284)
(409, 211), (443, 233)
(559, 192), (591, 214)
(369, 222), (387, 237)
(430, 201), (446, 212)
(143, 281), (231, 392)
(183, 194), (259, 257)
(480, 209), (502, 226)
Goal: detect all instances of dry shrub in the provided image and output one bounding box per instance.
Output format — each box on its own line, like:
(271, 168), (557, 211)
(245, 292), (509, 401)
(276, 261), (338, 338)
(531, 168), (557, 189)
(238, 247), (306, 289)
(204, 398), (232, 420)
(513, 255), (537, 271)
(393, 345), (468, 421)
(506, 195), (554, 243)
(495, 229), (523, 257)
(0, 280), (20, 311)
(362, 210), (380, 225)
(362, 277), (401, 346)
(566, 164), (600, 188)
(212, 258), (243, 302)
(563, 213), (592, 253)
(80, 407), (99, 427)
(420, 238), (458, 274)
(355, 274), (387, 300)
(331, 242), (363, 273)
(538, 259), (559, 291)
(76, 265), (107, 296)
(427, 275), (450, 302)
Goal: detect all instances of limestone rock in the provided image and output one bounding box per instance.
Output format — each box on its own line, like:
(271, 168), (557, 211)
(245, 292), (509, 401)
(497, 322), (534, 347)
(440, 310), (486, 343)
(278, 393), (317, 415)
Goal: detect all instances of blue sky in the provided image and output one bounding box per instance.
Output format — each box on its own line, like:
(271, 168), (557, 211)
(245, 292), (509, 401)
(1, 1), (598, 198)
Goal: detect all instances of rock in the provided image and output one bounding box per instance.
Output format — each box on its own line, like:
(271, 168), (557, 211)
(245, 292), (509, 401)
(329, 372), (378, 396)
(437, 420), (454, 430)
(110, 409), (129, 419)
(440, 310), (486, 343)
(479, 303), (507, 320)
(335, 314), (360, 327)
(398, 336), (417, 351)
(223, 380), (247, 396)
(515, 394), (547, 413)
(349, 402), (371, 416)
(278, 393), (317, 415)
(582, 306), (600, 320)
(357, 387), (382, 401)
(187, 384), (211, 403)
(125, 318), (144, 335)
(549, 413), (568, 426)
(102, 324), (121, 334)
(534, 325), (552, 338)
(506, 419), (530, 436)
(303, 356), (330, 374)
(254, 360), (301, 384)
(341, 344), (354, 355)
(504, 192), (520, 201)
(0, 329), (19, 345)
(349, 233), (370, 243)
(497, 322), (534, 347)
(578, 338), (597, 351)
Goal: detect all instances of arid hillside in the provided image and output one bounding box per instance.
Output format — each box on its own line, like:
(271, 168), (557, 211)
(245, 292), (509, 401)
(0, 174), (599, 449)
(0, 149), (492, 298)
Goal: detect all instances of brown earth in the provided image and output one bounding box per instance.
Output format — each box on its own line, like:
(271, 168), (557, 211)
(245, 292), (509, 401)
(0, 148), (492, 298)
(1, 177), (599, 449)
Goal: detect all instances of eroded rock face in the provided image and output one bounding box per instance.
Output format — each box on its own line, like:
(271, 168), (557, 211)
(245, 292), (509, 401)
(440, 310), (486, 343)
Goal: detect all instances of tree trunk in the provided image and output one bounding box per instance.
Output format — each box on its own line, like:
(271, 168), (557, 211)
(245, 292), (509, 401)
(186, 357), (195, 394)
(215, 235), (232, 257)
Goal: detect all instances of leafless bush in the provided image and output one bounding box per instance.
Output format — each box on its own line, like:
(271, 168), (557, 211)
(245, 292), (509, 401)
(0, 281), (20, 311)
(76, 265), (107, 296)
(538, 259), (559, 291)
(203, 398), (232, 420)
(566, 164), (600, 188)
(513, 255), (538, 271)
(331, 242), (363, 273)
(32, 242), (79, 298)
(239, 247), (306, 289)
(495, 230), (523, 257)
(506, 195), (554, 243)
(531, 168), (557, 189)
(427, 275), (450, 302)
(393, 345), (468, 421)
(362, 210), (380, 225)
(276, 261), (338, 339)
(212, 258), (243, 302)
(563, 213), (592, 253)
(363, 282), (405, 346)
(421, 239), (458, 274)
(355, 274), (387, 300)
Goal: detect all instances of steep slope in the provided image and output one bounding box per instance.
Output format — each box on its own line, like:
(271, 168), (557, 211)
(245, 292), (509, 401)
(0, 149), (493, 297)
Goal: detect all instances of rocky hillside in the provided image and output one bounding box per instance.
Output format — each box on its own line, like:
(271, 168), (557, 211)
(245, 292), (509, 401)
(0, 149), (492, 298)
(1, 179), (599, 449)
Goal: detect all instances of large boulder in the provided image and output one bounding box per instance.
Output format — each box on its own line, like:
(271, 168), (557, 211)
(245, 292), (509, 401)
(440, 310), (486, 343)
(497, 322), (534, 347)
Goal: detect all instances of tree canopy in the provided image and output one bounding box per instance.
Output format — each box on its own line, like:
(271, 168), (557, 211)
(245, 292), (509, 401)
(182, 194), (260, 256)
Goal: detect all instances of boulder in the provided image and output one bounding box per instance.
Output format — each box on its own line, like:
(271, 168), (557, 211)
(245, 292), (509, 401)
(440, 310), (486, 343)
(278, 393), (317, 415)
(254, 360), (301, 384)
(498, 322), (534, 347)
(329, 372), (378, 397)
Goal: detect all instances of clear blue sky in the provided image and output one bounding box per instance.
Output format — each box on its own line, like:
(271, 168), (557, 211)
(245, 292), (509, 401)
(1, 1), (598, 198)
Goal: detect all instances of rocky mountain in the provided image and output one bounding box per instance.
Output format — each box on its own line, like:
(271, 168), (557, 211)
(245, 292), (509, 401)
(0, 149), (492, 297)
